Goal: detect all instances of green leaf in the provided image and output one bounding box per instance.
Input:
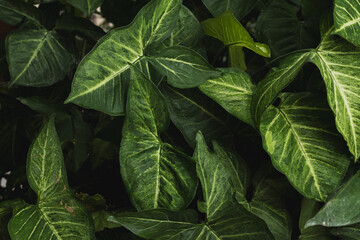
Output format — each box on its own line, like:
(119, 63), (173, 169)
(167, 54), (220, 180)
(201, 10), (271, 70)
(8, 116), (95, 239)
(55, 13), (105, 41)
(256, 0), (316, 58)
(330, 223), (360, 240)
(0, 0), (43, 27)
(334, 0), (360, 46)
(306, 171), (360, 227)
(66, 0), (104, 16)
(161, 84), (231, 148)
(6, 29), (75, 87)
(120, 69), (197, 211)
(251, 51), (312, 126)
(199, 68), (255, 126)
(310, 29), (360, 159)
(260, 93), (350, 201)
(66, 0), (182, 115)
(92, 211), (119, 232)
(147, 46), (220, 88)
(201, 0), (258, 20)
(108, 209), (199, 239)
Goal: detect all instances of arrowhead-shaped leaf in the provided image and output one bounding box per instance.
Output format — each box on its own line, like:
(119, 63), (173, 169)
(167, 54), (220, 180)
(251, 51), (312, 126)
(310, 28), (360, 159)
(201, 0), (258, 20)
(0, 0), (43, 27)
(147, 46), (220, 88)
(306, 171), (360, 227)
(199, 68), (255, 126)
(260, 93), (350, 201)
(6, 29), (75, 87)
(66, 0), (182, 115)
(8, 116), (95, 239)
(334, 0), (360, 46)
(120, 69), (197, 211)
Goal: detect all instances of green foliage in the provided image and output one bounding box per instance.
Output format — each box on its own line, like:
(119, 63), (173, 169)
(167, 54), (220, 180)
(2, 0), (360, 239)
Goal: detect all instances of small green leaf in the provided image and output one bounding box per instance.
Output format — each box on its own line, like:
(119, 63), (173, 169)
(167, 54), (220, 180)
(260, 93), (350, 201)
(8, 116), (95, 239)
(0, 0), (43, 27)
(199, 68), (255, 126)
(6, 29), (75, 87)
(306, 171), (360, 228)
(334, 0), (360, 46)
(148, 46), (220, 88)
(201, 0), (258, 20)
(120, 68), (197, 211)
(66, 0), (104, 16)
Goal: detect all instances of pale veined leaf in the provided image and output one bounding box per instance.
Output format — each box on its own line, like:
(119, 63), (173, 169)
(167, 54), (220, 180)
(0, 0), (43, 27)
(260, 93), (350, 201)
(8, 116), (95, 240)
(334, 0), (360, 46)
(6, 29), (75, 87)
(119, 68), (197, 211)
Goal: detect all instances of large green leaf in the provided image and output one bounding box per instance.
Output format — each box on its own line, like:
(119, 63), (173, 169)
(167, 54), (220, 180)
(199, 68), (255, 126)
(202, 10), (270, 70)
(201, 0), (258, 20)
(8, 116), (95, 239)
(161, 84), (231, 148)
(147, 46), (220, 88)
(0, 0), (43, 27)
(120, 69), (197, 211)
(260, 93), (350, 201)
(66, 0), (104, 16)
(334, 0), (360, 46)
(256, 0), (316, 58)
(6, 29), (75, 87)
(330, 223), (360, 240)
(251, 51), (312, 126)
(306, 171), (360, 227)
(310, 28), (360, 159)
(66, 0), (181, 115)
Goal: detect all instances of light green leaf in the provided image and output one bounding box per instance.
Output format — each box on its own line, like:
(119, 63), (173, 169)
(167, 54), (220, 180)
(66, 0), (182, 115)
(199, 68), (255, 126)
(251, 51), (312, 126)
(0, 0), (43, 27)
(260, 93), (350, 201)
(120, 69), (197, 211)
(66, 0), (104, 16)
(201, 10), (271, 70)
(161, 84), (231, 148)
(6, 29), (75, 87)
(148, 46), (220, 88)
(310, 28), (360, 159)
(8, 116), (95, 240)
(201, 0), (258, 20)
(334, 0), (360, 46)
(92, 210), (119, 232)
(306, 171), (360, 228)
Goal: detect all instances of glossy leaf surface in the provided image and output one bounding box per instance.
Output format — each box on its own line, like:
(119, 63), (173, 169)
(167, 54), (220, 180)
(8, 117), (95, 239)
(260, 93), (350, 201)
(6, 29), (75, 87)
(120, 69), (197, 211)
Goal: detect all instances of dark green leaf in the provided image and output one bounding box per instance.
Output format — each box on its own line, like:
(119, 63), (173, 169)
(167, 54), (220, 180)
(330, 223), (360, 240)
(6, 29), (75, 87)
(66, 0), (104, 16)
(260, 93), (350, 201)
(120, 69), (197, 211)
(0, 0), (43, 27)
(201, 0), (258, 20)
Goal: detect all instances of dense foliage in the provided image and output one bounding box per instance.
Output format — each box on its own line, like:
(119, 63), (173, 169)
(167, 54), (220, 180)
(1, 0), (360, 239)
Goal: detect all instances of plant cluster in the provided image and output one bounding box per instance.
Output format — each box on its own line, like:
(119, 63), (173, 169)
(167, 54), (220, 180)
(1, 0), (360, 239)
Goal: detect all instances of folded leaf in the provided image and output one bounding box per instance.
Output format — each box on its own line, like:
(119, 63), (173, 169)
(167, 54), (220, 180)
(120, 69), (197, 211)
(66, 0), (104, 16)
(6, 29), (75, 87)
(148, 46), (220, 88)
(260, 93), (350, 201)
(201, 0), (258, 20)
(306, 171), (360, 227)
(8, 116), (95, 239)
(0, 0), (43, 27)
(66, 0), (182, 115)
(199, 68), (255, 126)
(251, 51), (312, 126)
(334, 0), (360, 46)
